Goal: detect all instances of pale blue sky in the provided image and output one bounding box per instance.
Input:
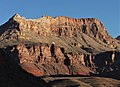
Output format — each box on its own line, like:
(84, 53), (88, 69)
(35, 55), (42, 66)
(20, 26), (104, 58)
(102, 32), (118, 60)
(0, 0), (119, 37)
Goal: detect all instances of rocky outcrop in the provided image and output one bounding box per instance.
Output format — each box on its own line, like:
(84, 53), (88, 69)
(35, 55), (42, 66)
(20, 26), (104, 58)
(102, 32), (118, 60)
(2, 43), (120, 77)
(94, 51), (120, 73)
(0, 14), (120, 50)
(0, 48), (49, 87)
(3, 44), (91, 76)
(0, 14), (120, 77)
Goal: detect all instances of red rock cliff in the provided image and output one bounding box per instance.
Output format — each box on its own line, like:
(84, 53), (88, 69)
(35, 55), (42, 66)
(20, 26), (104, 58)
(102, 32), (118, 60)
(0, 14), (120, 76)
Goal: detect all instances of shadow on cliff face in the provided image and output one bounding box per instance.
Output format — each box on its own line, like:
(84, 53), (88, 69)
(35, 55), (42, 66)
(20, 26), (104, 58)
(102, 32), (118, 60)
(94, 51), (113, 73)
(0, 18), (20, 36)
(0, 48), (49, 87)
(97, 70), (120, 80)
(93, 51), (120, 80)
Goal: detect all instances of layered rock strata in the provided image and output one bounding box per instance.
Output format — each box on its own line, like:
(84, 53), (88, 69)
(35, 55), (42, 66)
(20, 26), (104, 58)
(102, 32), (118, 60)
(0, 14), (120, 76)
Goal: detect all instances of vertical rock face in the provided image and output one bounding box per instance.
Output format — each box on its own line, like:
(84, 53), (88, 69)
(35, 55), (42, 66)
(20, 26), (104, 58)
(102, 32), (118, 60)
(0, 14), (120, 77)
(10, 15), (109, 40)
(3, 44), (120, 76)
(0, 48), (48, 87)
(0, 14), (113, 42)
(4, 44), (91, 76)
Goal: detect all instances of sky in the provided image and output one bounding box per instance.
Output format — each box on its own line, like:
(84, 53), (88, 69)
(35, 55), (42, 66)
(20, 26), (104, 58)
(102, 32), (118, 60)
(0, 0), (119, 38)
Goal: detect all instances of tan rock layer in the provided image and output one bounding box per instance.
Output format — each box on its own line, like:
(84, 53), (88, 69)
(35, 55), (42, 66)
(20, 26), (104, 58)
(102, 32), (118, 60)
(0, 14), (120, 77)
(13, 14), (110, 41)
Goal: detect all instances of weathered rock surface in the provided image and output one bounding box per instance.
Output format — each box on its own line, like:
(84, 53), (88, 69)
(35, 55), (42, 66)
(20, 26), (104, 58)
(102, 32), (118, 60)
(0, 14), (120, 78)
(0, 14), (120, 51)
(0, 48), (49, 87)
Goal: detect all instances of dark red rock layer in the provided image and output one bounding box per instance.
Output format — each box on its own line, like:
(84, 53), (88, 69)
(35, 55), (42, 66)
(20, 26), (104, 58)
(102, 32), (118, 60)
(0, 14), (120, 77)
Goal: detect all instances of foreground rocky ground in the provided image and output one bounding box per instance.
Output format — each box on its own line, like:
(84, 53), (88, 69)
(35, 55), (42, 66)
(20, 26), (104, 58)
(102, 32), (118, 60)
(0, 14), (120, 86)
(44, 76), (120, 87)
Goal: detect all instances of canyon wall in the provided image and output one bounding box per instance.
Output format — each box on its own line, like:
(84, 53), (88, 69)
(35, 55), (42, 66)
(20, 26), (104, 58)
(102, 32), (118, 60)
(0, 14), (120, 76)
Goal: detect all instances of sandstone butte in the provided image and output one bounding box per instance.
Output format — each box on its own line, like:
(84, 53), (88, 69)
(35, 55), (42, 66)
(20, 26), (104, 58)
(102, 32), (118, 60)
(0, 13), (120, 81)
